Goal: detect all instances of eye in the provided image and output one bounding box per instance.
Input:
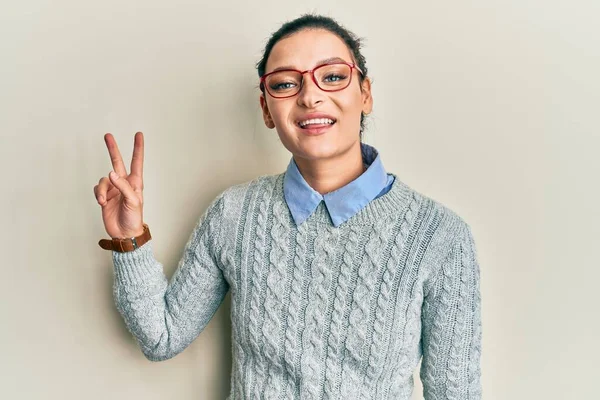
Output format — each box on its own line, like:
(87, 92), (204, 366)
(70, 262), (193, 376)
(323, 73), (348, 82)
(271, 82), (297, 90)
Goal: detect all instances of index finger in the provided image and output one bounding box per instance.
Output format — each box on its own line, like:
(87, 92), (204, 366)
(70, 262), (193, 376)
(104, 133), (129, 177)
(130, 131), (144, 178)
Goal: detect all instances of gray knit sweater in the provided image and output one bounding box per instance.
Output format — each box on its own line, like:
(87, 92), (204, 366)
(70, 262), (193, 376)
(111, 172), (482, 399)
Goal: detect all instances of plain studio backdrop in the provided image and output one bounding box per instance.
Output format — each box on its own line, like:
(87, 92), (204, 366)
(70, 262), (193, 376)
(1, 1), (598, 399)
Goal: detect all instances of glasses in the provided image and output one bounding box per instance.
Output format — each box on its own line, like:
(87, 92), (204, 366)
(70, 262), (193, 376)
(260, 61), (364, 99)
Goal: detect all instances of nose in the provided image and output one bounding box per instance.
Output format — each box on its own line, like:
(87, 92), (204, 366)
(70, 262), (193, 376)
(296, 72), (325, 108)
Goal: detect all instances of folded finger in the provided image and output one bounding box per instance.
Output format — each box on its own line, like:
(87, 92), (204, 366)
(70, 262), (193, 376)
(108, 171), (139, 206)
(97, 176), (113, 199)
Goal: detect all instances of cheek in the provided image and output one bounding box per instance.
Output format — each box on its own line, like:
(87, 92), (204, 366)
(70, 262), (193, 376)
(267, 101), (290, 124)
(336, 86), (364, 111)
(337, 95), (364, 122)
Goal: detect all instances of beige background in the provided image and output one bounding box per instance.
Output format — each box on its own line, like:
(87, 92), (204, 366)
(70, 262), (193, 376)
(1, 1), (598, 399)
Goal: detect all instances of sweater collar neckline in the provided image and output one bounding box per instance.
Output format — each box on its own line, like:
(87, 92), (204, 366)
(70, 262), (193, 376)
(279, 168), (413, 228)
(283, 143), (392, 227)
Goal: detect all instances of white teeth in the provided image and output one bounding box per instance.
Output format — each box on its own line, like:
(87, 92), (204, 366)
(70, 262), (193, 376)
(299, 118), (335, 127)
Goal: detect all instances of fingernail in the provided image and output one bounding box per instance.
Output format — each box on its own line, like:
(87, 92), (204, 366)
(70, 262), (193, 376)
(98, 195), (104, 203)
(110, 171), (118, 180)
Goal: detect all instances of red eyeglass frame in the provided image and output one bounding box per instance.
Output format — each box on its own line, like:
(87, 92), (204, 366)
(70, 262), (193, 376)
(259, 61), (364, 99)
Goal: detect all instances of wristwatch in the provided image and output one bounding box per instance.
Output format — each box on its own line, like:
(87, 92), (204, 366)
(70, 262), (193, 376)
(98, 223), (152, 253)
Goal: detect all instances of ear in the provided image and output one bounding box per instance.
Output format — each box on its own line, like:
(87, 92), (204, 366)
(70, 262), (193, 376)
(360, 77), (373, 115)
(259, 94), (275, 129)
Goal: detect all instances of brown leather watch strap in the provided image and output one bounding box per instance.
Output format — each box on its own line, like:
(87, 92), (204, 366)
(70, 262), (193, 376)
(98, 223), (152, 252)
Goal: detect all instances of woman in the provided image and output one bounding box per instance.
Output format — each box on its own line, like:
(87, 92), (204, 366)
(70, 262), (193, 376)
(94, 13), (482, 400)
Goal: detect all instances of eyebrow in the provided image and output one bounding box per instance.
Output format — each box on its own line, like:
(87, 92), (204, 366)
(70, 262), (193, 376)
(269, 57), (350, 73)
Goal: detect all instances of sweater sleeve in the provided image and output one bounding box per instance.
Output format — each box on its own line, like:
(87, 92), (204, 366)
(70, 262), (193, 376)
(420, 221), (482, 399)
(110, 191), (230, 361)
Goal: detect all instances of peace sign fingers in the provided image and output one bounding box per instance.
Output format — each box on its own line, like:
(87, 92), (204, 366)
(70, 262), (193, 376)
(96, 132), (145, 239)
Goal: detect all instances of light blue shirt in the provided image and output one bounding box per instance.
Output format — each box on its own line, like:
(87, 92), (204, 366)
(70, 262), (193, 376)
(283, 142), (395, 227)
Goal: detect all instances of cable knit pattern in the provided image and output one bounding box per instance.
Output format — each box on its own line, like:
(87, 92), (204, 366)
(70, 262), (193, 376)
(111, 172), (482, 399)
(248, 178), (276, 399)
(229, 184), (254, 400)
(300, 216), (339, 399)
(366, 204), (413, 395)
(262, 198), (291, 398)
(323, 223), (360, 400)
(378, 195), (421, 398)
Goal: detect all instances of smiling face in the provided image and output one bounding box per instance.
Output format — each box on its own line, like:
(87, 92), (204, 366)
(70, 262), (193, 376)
(259, 28), (373, 163)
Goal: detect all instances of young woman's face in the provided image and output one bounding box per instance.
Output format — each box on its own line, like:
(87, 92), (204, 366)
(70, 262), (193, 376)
(260, 29), (372, 162)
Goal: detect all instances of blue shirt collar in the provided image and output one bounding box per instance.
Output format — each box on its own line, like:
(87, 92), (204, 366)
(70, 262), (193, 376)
(283, 142), (391, 227)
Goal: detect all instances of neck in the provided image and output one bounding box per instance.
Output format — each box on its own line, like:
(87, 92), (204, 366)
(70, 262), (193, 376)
(293, 141), (365, 195)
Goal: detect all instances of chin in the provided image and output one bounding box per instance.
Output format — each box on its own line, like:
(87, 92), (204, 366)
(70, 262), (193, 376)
(278, 127), (352, 161)
(294, 141), (343, 161)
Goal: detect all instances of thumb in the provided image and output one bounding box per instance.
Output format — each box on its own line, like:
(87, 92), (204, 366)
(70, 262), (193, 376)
(109, 171), (139, 205)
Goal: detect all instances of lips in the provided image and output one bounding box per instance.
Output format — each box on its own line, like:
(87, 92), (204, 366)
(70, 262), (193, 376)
(297, 121), (335, 136)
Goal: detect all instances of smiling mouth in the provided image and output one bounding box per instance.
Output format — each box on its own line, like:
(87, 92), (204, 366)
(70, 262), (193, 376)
(297, 119), (337, 129)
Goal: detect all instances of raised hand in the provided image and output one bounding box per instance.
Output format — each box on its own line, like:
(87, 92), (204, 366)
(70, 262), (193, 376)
(94, 132), (145, 239)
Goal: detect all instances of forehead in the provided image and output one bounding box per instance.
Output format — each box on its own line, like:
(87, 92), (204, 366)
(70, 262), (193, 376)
(265, 29), (353, 73)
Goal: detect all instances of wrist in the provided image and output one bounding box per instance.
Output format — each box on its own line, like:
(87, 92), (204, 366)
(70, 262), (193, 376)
(100, 223), (151, 252)
(115, 227), (145, 239)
